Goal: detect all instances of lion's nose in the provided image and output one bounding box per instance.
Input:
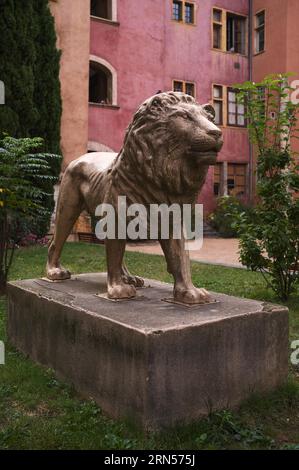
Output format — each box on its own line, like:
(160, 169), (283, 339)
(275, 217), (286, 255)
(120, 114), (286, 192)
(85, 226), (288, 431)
(207, 128), (222, 138)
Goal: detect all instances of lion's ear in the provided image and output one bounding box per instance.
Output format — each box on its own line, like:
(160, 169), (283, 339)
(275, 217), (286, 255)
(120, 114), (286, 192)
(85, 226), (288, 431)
(202, 103), (216, 119)
(149, 95), (164, 111)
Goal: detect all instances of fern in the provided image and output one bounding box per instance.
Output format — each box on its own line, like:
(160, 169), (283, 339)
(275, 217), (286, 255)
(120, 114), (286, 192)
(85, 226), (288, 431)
(0, 136), (62, 293)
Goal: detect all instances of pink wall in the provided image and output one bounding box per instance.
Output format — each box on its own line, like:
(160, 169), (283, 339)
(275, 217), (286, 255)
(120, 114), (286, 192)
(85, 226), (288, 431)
(253, 0), (288, 81)
(50, 0), (90, 168)
(252, 0), (299, 185)
(287, 0), (299, 160)
(89, 0), (250, 214)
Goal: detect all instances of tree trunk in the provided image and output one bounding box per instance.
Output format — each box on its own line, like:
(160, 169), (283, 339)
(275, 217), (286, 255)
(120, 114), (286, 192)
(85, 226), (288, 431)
(0, 212), (14, 296)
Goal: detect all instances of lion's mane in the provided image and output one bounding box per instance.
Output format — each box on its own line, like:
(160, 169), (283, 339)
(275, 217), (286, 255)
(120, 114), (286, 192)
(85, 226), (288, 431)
(110, 92), (209, 205)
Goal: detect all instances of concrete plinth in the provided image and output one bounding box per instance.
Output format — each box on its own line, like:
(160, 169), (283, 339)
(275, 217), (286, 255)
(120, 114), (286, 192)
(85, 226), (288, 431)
(7, 274), (288, 430)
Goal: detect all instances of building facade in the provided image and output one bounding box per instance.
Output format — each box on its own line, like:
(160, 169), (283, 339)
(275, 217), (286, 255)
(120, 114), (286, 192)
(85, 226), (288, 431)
(252, 0), (299, 173)
(50, 0), (299, 219)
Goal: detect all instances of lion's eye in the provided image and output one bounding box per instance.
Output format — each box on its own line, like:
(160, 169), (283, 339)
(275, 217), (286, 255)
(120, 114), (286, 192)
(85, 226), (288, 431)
(181, 113), (191, 120)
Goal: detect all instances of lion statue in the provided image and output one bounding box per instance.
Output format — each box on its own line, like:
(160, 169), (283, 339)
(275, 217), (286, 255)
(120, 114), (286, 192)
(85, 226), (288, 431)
(47, 92), (223, 304)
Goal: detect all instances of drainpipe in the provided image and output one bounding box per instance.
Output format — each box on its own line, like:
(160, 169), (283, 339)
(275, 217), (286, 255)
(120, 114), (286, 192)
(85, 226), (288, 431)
(248, 0), (254, 204)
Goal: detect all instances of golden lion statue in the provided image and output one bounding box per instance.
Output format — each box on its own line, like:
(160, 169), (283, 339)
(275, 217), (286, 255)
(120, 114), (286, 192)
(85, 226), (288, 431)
(47, 92), (223, 304)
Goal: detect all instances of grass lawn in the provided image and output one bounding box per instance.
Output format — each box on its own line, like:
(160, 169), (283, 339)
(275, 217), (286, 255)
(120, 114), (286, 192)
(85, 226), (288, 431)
(0, 242), (298, 450)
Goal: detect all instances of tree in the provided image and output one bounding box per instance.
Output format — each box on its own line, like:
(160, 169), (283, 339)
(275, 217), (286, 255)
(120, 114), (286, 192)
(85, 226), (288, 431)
(234, 74), (299, 301)
(0, 0), (61, 152)
(0, 137), (61, 295)
(0, 0), (62, 235)
(32, 0), (62, 157)
(0, 0), (39, 137)
(32, 0), (62, 233)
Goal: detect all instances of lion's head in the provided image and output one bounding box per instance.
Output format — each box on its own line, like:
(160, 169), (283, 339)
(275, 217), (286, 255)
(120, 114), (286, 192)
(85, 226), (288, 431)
(113, 92), (223, 201)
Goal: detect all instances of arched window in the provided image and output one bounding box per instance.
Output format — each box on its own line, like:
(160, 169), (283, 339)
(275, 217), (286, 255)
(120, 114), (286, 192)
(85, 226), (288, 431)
(89, 62), (112, 105)
(91, 0), (117, 21)
(88, 141), (114, 153)
(89, 56), (118, 106)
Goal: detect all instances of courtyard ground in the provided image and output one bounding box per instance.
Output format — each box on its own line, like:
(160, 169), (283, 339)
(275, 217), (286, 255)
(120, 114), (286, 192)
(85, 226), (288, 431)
(0, 243), (298, 450)
(127, 238), (242, 268)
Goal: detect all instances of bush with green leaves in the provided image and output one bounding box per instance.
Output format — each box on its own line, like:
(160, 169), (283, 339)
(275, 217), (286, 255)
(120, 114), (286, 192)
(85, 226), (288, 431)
(209, 196), (253, 238)
(234, 74), (299, 300)
(0, 136), (61, 294)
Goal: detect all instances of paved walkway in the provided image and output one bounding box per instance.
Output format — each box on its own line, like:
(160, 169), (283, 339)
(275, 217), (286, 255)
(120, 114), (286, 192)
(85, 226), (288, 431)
(126, 238), (242, 269)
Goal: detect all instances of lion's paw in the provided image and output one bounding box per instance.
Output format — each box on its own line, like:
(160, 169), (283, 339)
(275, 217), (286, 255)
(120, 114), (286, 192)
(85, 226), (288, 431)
(46, 265), (71, 281)
(174, 287), (211, 305)
(108, 283), (136, 300)
(122, 274), (145, 288)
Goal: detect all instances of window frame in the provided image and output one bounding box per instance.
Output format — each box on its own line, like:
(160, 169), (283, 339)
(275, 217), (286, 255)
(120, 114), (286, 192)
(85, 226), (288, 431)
(90, 0), (118, 23)
(214, 162), (248, 198)
(212, 8), (224, 50)
(227, 87), (246, 128)
(172, 0), (196, 26)
(227, 163), (248, 197)
(212, 7), (248, 56)
(172, 0), (183, 22)
(89, 55), (118, 107)
(226, 12), (247, 55)
(212, 83), (248, 129)
(89, 62), (112, 105)
(213, 162), (222, 196)
(184, 2), (195, 25)
(212, 84), (224, 126)
(254, 9), (265, 54)
(172, 79), (196, 98)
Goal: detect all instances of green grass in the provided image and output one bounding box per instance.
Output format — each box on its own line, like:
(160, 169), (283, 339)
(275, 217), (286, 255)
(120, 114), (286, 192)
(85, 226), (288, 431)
(0, 242), (298, 449)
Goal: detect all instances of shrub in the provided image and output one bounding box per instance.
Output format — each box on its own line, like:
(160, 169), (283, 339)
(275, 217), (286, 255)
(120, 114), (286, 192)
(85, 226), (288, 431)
(209, 196), (253, 238)
(234, 74), (299, 300)
(0, 136), (61, 294)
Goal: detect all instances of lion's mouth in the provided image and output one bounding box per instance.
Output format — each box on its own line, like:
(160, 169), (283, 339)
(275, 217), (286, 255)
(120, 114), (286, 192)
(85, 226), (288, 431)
(188, 149), (218, 164)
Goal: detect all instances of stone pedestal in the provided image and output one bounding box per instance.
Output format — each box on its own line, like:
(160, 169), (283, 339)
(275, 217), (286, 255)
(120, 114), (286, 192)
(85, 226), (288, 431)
(7, 274), (289, 430)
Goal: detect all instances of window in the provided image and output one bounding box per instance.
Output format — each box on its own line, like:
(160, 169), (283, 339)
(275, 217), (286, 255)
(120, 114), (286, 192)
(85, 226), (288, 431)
(214, 163), (248, 198)
(185, 3), (194, 24)
(212, 8), (247, 55)
(257, 86), (266, 116)
(172, 1), (195, 24)
(89, 61), (112, 104)
(91, 0), (112, 20)
(213, 85), (224, 125)
(214, 163), (221, 196)
(227, 164), (247, 197)
(227, 88), (245, 127)
(185, 82), (195, 97)
(212, 83), (247, 127)
(212, 9), (223, 49)
(173, 80), (195, 97)
(255, 10), (265, 53)
(173, 80), (184, 92)
(173, 1), (183, 21)
(226, 13), (246, 54)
